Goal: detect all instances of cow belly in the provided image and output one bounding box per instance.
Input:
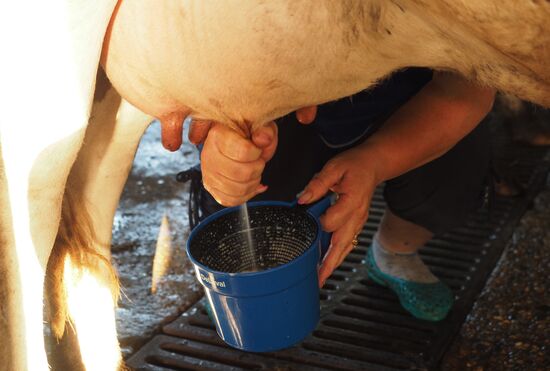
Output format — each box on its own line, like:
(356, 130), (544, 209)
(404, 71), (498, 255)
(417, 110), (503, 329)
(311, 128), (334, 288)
(101, 1), (407, 129)
(101, 0), (550, 131)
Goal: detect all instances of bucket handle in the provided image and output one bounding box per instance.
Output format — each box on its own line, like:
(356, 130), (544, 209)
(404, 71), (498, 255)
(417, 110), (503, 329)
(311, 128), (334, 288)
(304, 193), (334, 218)
(291, 193), (334, 259)
(289, 192), (334, 216)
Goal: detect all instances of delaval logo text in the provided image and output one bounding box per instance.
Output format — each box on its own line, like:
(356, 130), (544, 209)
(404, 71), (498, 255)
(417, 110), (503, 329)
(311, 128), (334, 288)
(200, 273), (226, 288)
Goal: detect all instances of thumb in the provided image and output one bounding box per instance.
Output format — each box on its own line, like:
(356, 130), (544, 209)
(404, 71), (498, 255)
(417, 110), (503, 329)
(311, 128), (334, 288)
(188, 119), (212, 145)
(252, 121), (278, 162)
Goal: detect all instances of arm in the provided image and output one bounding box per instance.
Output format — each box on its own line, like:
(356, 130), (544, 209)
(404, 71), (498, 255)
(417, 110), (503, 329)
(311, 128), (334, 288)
(353, 72), (495, 182)
(298, 72), (496, 286)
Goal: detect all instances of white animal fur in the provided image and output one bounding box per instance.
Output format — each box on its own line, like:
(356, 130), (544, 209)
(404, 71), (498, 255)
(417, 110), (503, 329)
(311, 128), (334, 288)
(0, 1), (549, 370)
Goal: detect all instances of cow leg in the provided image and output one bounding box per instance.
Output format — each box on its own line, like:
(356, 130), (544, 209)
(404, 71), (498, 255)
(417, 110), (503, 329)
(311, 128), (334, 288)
(0, 2), (120, 370)
(50, 74), (152, 371)
(0, 125), (88, 371)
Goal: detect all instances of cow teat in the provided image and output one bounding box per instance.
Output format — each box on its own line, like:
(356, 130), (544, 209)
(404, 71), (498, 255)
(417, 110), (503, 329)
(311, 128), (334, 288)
(159, 112), (187, 152)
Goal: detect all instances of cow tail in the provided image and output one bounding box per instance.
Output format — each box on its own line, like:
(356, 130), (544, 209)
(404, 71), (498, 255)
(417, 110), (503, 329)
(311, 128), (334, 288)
(45, 188), (120, 340)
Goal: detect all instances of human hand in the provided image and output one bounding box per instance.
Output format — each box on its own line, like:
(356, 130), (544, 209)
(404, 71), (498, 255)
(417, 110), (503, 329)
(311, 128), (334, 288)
(198, 121), (278, 206)
(297, 146), (380, 287)
(187, 106), (314, 206)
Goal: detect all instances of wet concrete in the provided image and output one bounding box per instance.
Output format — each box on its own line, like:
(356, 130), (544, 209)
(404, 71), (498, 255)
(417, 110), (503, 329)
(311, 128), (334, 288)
(442, 176), (550, 370)
(114, 119), (549, 368)
(439, 106), (550, 370)
(111, 120), (202, 357)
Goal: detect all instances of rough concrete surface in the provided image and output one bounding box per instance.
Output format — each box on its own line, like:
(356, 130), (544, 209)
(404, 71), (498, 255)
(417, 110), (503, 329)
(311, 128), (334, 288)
(442, 178), (550, 370)
(111, 120), (202, 357)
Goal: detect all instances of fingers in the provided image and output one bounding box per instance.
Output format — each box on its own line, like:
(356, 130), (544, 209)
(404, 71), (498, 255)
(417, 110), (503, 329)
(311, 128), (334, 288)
(188, 119), (212, 145)
(296, 106), (318, 124)
(318, 194), (368, 286)
(202, 151), (265, 191)
(251, 121), (275, 147)
(318, 221), (365, 287)
(210, 123), (262, 161)
(202, 153), (265, 182)
(202, 176), (268, 206)
(298, 162), (343, 205)
(201, 122), (268, 206)
(320, 182), (370, 231)
(252, 121), (278, 162)
(300, 153), (374, 286)
(317, 186), (370, 286)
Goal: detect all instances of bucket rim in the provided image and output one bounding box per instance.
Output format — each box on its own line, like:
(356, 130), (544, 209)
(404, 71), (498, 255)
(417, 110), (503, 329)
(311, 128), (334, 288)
(185, 200), (321, 278)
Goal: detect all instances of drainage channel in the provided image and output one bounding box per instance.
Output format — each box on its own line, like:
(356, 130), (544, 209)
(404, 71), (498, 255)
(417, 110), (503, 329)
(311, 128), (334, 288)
(128, 144), (549, 371)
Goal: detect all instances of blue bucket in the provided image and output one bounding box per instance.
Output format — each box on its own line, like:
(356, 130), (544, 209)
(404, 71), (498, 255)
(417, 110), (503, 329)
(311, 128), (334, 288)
(186, 197), (331, 352)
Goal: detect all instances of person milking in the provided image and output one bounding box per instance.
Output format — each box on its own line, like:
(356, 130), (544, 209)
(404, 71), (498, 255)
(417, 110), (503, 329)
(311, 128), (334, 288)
(186, 68), (495, 321)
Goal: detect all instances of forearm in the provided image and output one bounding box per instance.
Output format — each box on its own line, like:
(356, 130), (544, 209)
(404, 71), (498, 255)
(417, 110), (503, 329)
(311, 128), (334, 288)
(362, 72), (495, 184)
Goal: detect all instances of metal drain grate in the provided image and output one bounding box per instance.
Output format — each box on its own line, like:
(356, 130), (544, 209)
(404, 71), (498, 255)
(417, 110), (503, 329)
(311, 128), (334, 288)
(128, 145), (549, 371)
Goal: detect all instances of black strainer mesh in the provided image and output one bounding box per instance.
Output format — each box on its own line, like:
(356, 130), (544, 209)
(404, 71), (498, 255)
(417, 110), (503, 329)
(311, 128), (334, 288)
(189, 205), (318, 273)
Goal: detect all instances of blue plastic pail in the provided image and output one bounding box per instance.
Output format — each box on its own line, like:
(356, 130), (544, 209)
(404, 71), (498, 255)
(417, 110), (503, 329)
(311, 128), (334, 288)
(186, 197), (331, 352)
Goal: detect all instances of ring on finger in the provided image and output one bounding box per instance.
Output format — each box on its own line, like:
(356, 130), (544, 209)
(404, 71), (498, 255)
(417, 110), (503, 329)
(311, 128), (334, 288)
(351, 234), (359, 248)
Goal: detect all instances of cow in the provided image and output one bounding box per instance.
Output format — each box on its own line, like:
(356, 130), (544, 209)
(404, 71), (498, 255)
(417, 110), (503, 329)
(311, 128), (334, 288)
(0, 1), (549, 370)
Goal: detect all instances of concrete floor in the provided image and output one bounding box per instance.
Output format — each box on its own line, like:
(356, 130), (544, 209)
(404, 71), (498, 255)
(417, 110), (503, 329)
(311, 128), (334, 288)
(111, 120), (202, 357)
(114, 120), (549, 369)
(441, 179), (550, 370)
